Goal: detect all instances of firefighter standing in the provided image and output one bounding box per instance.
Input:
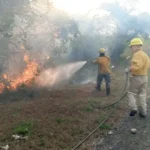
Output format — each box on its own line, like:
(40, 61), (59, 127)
(93, 48), (111, 96)
(125, 38), (150, 118)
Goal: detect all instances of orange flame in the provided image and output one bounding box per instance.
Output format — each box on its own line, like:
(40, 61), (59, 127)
(9, 60), (38, 90)
(3, 74), (8, 80)
(0, 83), (5, 94)
(0, 54), (38, 93)
(24, 54), (30, 63)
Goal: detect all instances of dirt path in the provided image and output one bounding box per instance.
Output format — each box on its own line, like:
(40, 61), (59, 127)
(95, 100), (150, 150)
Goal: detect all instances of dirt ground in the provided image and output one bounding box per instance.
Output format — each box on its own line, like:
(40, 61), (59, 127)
(0, 70), (130, 150)
(94, 89), (150, 150)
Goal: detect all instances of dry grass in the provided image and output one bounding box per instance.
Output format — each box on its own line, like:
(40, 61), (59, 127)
(0, 73), (128, 150)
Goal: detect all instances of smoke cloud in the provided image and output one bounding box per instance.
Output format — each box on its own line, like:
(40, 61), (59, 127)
(0, 0), (150, 90)
(35, 61), (86, 87)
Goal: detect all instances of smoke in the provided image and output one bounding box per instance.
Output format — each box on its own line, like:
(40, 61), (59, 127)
(0, 0), (150, 89)
(35, 61), (86, 87)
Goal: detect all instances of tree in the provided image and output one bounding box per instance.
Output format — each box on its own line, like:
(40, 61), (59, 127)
(101, 2), (150, 63)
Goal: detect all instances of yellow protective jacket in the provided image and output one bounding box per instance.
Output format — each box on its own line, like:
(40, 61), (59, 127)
(131, 50), (150, 75)
(94, 56), (111, 74)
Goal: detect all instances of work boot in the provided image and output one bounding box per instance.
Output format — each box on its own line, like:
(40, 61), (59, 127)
(129, 110), (137, 117)
(139, 113), (146, 118)
(106, 88), (110, 96)
(138, 106), (146, 118)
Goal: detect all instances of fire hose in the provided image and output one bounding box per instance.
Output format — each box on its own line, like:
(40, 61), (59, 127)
(72, 93), (128, 150)
(72, 57), (130, 150)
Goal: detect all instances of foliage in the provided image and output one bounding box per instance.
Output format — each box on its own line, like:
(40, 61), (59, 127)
(13, 121), (33, 136)
(0, 0), (150, 73)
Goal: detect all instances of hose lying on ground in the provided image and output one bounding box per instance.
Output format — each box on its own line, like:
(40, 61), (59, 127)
(72, 70), (129, 150)
(72, 91), (127, 150)
(92, 73), (129, 109)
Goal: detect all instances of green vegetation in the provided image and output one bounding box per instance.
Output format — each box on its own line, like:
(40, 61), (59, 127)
(97, 115), (111, 130)
(13, 121), (33, 136)
(56, 118), (66, 124)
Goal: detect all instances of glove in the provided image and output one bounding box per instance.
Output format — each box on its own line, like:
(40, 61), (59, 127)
(125, 67), (130, 73)
(111, 65), (115, 69)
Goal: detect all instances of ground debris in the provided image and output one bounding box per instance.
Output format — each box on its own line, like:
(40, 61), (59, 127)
(108, 131), (113, 135)
(0, 145), (9, 150)
(0, 82), (125, 150)
(130, 128), (137, 134)
(12, 134), (28, 140)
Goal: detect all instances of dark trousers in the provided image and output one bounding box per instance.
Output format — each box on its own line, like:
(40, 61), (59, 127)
(96, 74), (111, 94)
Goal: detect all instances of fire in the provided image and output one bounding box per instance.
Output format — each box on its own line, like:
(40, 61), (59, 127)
(9, 60), (38, 90)
(0, 54), (38, 93)
(0, 83), (5, 94)
(3, 74), (8, 80)
(0, 52), (86, 94)
(24, 54), (30, 63)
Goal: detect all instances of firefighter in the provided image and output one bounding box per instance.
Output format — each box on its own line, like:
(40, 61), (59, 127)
(93, 48), (111, 96)
(125, 38), (150, 118)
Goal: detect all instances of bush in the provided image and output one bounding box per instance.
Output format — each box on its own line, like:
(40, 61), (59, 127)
(13, 121), (33, 136)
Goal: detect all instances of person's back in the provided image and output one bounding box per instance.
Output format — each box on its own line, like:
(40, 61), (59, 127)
(131, 50), (149, 75)
(96, 56), (111, 74)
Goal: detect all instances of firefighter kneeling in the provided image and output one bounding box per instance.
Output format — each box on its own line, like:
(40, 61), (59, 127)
(125, 38), (150, 118)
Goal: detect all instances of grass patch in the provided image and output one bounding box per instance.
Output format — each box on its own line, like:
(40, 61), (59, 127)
(84, 100), (98, 112)
(39, 137), (45, 147)
(56, 118), (65, 124)
(97, 115), (111, 130)
(88, 100), (98, 106)
(0, 82), (125, 149)
(99, 123), (111, 129)
(13, 121), (33, 136)
(85, 106), (94, 112)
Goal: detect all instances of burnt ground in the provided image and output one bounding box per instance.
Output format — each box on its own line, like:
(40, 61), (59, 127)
(1, 69), (150, 150)
(0, 71), (129, 150)
(94, 90), (150, 150)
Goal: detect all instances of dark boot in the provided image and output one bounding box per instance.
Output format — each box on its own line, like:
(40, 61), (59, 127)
(106, 88), (110, 96)
(129, 110), (137, 116)
(139, 106), (146, 118)
(139, 112), (146, 118)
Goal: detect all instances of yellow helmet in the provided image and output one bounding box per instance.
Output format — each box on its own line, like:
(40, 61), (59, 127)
(129, 38), (143, 47)
(98, 48), (105, 53)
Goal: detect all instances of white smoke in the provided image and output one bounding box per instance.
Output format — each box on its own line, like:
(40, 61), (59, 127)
(36, 61), (86, 87)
